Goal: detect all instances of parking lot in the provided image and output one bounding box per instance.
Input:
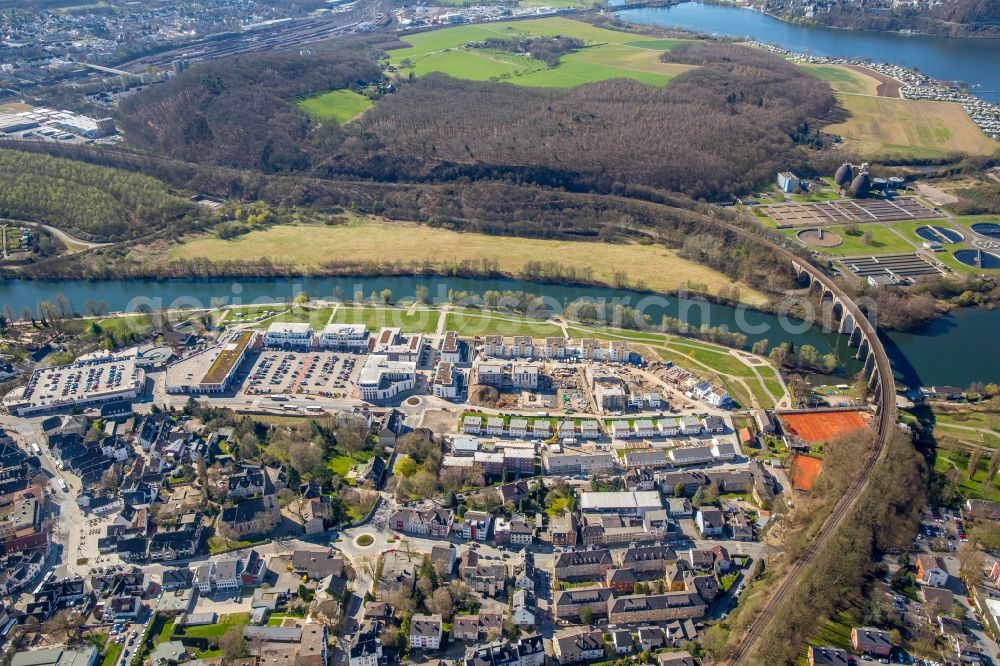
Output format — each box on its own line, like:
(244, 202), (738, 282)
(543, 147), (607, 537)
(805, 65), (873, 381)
(240, 351), (363, 398)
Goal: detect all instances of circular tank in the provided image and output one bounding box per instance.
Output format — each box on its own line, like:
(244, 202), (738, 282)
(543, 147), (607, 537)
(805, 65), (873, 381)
(954, 249), (1000, 269)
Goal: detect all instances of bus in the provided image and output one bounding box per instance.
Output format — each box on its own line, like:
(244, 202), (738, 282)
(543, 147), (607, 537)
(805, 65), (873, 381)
(57, 479), (68, 493)
(270, 394), (290, 402)
(282, 404), (300, 412)
(304, 405), (325, 414)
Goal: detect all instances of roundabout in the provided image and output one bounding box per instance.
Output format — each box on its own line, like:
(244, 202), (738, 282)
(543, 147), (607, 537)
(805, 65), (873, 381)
(354, 533), (375, 548)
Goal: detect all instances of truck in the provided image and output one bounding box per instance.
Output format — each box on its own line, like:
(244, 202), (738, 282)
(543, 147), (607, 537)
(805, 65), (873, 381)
(57, 478), (68, 493)
(30, 442), (41, 456)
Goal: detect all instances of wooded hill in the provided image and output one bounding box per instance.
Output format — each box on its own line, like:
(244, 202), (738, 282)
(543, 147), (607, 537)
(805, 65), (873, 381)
(0, 148), (194, 242)
(116, 40), (383, 172)
(116, 40), (835, 201)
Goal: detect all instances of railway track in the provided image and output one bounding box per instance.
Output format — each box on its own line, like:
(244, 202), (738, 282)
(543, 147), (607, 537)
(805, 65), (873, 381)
(716, 244), (897, 664)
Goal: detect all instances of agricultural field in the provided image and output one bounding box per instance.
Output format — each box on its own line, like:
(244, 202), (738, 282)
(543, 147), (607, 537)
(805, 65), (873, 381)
(173, 220), (769, 305)
(801, 64), (880, 96)
(297, 89), (372, 124)
(824, 94), (1000, 159)
(388, 17), (694, 88)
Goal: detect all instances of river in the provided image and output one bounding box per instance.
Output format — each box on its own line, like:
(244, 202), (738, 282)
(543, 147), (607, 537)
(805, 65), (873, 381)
(616, 1), (1000, 102)
(1, 276), (996, 387)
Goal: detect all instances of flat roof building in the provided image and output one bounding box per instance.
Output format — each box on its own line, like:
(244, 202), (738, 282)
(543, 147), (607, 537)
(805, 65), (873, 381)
(4, 351), (144, 416)
(164, 331), (256, 394)
(580, 491), (663, 516)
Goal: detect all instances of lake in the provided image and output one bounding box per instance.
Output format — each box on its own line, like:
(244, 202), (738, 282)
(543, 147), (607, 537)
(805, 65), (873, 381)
(2, 276), (996, 387)
(616, 1), (1000, 102)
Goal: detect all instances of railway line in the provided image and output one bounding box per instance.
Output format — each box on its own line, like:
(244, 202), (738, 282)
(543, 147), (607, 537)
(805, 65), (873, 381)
(715, 229), (898, 665)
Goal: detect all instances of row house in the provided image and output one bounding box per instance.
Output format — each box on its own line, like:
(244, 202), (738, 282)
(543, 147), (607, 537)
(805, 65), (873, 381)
(607, 592), (707, 624)
(553, 549), (613, 581)
(389, 507), (454, 538)
(148, 511), (203, 561)
(617, 545), (679, 575)
(544, 452), (617, 476)
(552, 586), (614, 622)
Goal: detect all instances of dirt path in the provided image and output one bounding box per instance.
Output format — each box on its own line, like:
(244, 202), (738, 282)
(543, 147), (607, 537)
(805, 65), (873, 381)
(846, 64), (902, 98)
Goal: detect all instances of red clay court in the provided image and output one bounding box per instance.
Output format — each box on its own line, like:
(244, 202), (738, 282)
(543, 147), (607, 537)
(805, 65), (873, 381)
(779, 410), (869, 443)
(789, 455), (822, 492)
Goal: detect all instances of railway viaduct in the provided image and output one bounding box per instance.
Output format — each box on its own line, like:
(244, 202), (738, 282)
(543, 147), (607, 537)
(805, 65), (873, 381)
(725, 252), (898, 664)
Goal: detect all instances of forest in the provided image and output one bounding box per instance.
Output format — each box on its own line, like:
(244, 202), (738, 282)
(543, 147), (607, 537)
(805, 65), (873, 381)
(116, 40), (836, 201)
(358, 42), (834, 199)
(116, 39), (383, 172)
(0, 149), (195, 242)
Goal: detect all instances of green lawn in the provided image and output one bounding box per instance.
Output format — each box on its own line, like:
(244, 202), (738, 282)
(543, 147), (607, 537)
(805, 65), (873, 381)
(100, 643), (122, 666)
(175, 613), (251, 639)
(223, 305), (286, 323)
(327, 450), (375, 477)
(544, 494), (570, 518)
(265, 307), (334, 327)
(298, 89), (372, 124)
(444, 311), (563, 337)
(784, 223), (916, 257)
(666, 341), (754, 377)
(390, 17), (693, 88)
(330, 306), (440, 333)
(933, 449), (1000, 502)
(566, 326), (665, 344)
(208, 534), (254, 554)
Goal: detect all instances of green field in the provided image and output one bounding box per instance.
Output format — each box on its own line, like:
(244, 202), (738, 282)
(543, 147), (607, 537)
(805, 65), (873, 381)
(444, 311), (563, 337)
(330, 306), (440, 333)
(390, 18), (694, 88)
(801, 64), (879, 96)
(825, 93), (1000, 159)
(298, 89), (372, 124)
(784, 223), (916, 257)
